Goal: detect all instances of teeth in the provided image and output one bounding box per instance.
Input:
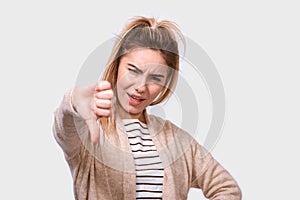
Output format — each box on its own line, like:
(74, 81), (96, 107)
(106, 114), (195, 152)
(132, 96), (140, 100)
(131, 95), (141, 101)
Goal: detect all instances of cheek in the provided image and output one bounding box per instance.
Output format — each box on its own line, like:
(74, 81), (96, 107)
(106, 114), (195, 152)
(117, 68), (124, 82)
(149, 85), (164, 99)
(117, 72), (134, 90)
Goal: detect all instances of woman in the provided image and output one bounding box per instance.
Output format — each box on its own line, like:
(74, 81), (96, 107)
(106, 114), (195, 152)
(53, 16), (242, 200)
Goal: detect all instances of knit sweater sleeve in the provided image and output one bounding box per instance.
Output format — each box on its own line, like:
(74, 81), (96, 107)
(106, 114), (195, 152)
(52, 90), (84, 161)
(191, 141), (242, 200)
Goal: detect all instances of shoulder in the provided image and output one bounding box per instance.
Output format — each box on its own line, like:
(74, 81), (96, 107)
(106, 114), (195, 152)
(148, 114), (200, 148)
(148, 114), (188, 135)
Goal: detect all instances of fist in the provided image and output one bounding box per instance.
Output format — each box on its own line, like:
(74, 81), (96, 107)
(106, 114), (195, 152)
(94, 81), (114, 118)
(71, 80), (113, 144)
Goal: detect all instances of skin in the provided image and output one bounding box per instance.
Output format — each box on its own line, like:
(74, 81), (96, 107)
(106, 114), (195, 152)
(72, 48), (169, 143)
(116, 48), (169, 123)
(72, 81), (113, 144)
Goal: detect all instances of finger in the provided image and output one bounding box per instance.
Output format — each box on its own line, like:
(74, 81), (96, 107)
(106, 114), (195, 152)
(94, 107), (111, 117)
(95, 89), (113, 99)
(95, 99), (111, 109)
(96, 81), (111, 91)
(85, 118), (100, 145)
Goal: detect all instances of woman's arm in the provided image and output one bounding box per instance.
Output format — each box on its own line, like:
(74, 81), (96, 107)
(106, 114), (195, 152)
(52, 90), (84, 161)
(191, 142), (242, 200)
(53, 81), (114, 159)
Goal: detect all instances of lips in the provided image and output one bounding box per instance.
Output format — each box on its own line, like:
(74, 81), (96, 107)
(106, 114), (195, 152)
(127, 93), (145, 106)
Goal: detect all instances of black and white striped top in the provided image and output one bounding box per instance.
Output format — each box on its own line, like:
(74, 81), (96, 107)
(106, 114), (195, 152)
(123, 119), (164, 200)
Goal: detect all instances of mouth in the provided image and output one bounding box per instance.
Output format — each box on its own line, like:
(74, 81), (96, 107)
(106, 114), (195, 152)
(127, 93), (145, 105)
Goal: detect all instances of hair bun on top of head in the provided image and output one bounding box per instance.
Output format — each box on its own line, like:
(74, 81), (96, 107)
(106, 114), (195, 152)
(117, 16), (186, 55)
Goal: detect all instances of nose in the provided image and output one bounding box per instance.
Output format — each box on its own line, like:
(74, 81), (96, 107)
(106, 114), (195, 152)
(135, 85), (146, 93)
(134, 76), (147, 93)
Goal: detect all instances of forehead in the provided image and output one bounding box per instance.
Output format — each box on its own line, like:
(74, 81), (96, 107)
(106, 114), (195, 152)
(121, 48), (167, 65)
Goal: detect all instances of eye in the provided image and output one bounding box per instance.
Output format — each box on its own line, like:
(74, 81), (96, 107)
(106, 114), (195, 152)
(127, 64), (143, 75)
(128, 68), (138, 74)
(150, 75), (162, 82)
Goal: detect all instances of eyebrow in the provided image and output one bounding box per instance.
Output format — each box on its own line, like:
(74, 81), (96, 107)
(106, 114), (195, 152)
(150, 74), (165, 78)
(128, 63), (166, 78)
(128, 63), (143, 73)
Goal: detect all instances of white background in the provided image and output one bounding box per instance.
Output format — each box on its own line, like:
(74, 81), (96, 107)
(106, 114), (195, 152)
(1, 0), (299, 199)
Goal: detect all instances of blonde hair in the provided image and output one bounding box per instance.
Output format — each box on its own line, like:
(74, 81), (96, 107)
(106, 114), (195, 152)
(100, 16), (185, 134)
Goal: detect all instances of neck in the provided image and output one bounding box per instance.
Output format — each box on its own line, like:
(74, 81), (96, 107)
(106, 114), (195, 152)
(114, 103), (147, 124)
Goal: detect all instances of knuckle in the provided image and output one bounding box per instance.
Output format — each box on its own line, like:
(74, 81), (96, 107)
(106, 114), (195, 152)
(94, 92), (101, 99)
(95, 108), (111, 117)
(94, 99), (101, 107)
(98, 81), (111, 91)
(104, 81), (111, 88)
(95, 99), (111, 108)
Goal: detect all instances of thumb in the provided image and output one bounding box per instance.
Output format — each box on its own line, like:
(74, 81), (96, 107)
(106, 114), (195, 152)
(85, 117), (100, 145)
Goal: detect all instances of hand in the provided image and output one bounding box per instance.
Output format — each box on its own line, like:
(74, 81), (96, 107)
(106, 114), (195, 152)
(72, 81), (113, 144)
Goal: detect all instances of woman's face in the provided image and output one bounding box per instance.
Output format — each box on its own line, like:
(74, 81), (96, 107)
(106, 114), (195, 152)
(116, 48), (169, 121)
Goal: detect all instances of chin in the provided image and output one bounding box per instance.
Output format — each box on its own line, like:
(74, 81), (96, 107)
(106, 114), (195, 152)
(128, 108), (144, 116)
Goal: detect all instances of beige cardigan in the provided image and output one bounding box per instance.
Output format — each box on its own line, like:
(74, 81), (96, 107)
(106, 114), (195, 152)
(53, 91), (242, 200)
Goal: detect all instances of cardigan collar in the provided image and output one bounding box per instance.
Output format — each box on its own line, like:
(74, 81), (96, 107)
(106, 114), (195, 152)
(115, 109), (166, 137)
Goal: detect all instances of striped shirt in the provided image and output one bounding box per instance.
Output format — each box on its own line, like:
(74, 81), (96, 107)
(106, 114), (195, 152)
(123, 119), (164, 200)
